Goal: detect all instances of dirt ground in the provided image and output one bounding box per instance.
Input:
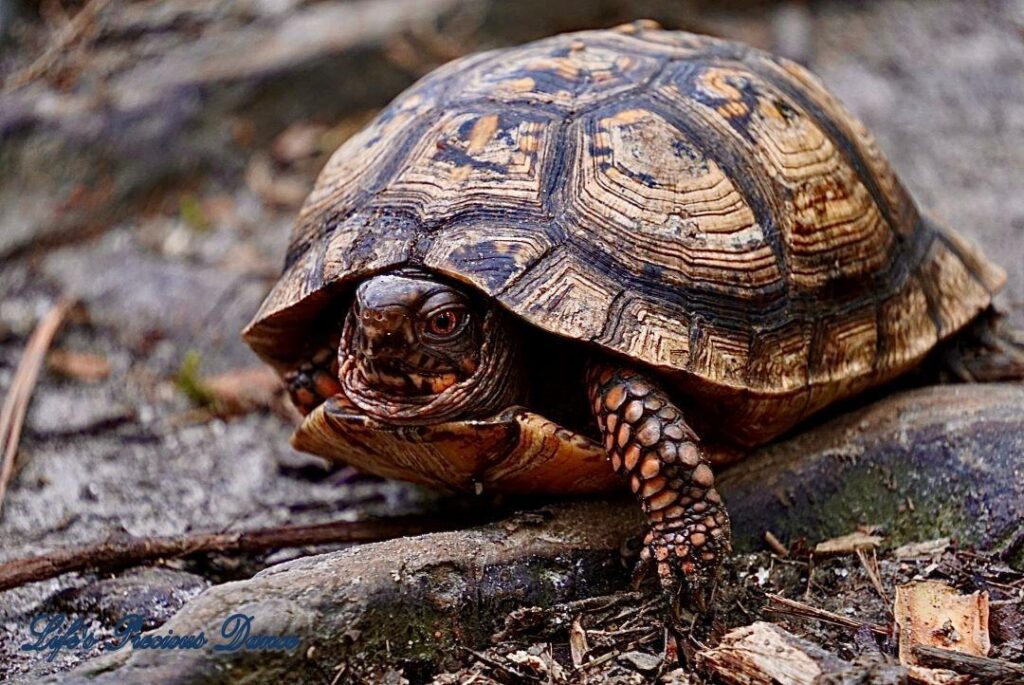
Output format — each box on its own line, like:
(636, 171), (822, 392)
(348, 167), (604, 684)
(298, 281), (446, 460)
(1, 0), (1023, 682)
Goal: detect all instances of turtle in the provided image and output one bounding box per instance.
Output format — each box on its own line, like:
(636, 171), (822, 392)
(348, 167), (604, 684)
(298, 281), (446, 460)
(243, 21), (1018, 603)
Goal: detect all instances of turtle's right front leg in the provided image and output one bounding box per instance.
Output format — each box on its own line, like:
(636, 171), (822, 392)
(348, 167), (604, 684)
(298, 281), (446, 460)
(588, 363), (731, 607)
(283, 345), (342, 415)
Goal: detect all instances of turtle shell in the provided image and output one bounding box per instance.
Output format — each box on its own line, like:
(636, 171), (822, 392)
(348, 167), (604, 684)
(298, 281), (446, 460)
(244, 22), (1005, 444)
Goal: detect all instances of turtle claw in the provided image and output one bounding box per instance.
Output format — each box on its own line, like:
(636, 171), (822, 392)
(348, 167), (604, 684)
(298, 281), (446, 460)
(629, 546), (654, 591)
(642, 519), (729, 613)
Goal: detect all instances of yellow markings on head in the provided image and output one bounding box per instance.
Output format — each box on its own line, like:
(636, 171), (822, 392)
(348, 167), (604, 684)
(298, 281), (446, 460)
(427, 373), (458, 394)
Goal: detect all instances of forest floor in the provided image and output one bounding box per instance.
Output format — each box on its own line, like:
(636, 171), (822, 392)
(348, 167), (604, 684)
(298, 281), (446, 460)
(1, 0), (1023, 682)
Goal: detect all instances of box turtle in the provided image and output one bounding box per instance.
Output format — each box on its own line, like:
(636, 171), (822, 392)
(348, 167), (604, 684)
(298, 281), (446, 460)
(244, 22), (1012, 601)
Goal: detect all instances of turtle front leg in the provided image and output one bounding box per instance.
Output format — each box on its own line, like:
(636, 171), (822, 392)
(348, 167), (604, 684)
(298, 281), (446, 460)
(588, 363), (731, 606)
(283, 345), (342, 415)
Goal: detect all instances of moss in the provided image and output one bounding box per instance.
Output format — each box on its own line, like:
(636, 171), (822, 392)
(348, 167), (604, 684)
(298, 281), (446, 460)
(174, 350), (215, 406)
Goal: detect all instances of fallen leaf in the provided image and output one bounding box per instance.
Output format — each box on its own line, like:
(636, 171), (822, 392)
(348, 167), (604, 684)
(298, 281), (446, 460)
(47, 349), (110, 382)
(203, 366), (285, 415)
(569, 616), (588, 668)
(893, 538), (951, 560)
(894, 580), (990, 667)
(814, 531), (884, 556)
(175, 353), (288, 419)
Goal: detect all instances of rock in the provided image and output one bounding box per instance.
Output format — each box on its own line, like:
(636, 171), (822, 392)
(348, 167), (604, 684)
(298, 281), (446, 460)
(42, 568), (209, 629)
(25, 386), (135, 438)
(619, 650), (663, 673)
(722, 384), (1024, 566)
(30, 500), (638, 684)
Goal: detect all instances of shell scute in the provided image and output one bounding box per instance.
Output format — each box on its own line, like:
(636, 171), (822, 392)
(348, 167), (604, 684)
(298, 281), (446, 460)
(562, 104), (783, 296)
(455, 38), (665, 109)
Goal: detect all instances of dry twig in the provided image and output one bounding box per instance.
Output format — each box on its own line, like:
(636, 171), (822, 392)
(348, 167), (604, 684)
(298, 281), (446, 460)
(4, 0), (112, 91)
(913, 645), (1024, 682)
(765, 530), (789, 557)
(764, 593), (891, 637)
(0, 298), (74, 516)
(0, 511), (491, 592)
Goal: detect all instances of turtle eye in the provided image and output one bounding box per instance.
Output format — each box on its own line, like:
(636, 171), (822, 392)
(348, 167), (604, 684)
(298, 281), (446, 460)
(425, 308), (465, 338)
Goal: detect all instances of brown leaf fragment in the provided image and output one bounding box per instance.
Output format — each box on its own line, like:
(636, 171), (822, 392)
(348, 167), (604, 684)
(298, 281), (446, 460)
(814, 531), (884, 556)
(893, 538), (951, 560)
(47, 349), (111, 382)
(202, 366), (286, 416)
(894, 581), (990, 667)
(175, 354), (292, 422)
(569, 616), (588, 668)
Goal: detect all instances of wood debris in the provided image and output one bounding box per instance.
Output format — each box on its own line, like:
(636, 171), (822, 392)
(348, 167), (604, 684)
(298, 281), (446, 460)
(914, 645), (1024, 682)
(0, 298), (74, 515)
(764, 593), (890, 636)
(698, 621), (846, 685)
(894, 580), (990, 666)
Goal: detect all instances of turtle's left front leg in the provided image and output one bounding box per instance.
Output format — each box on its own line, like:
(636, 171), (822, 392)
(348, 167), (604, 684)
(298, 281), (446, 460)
(284, 345), (343, 415)
(588, 363), (731, 605)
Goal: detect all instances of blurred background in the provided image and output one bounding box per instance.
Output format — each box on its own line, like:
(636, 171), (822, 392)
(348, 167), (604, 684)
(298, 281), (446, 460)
(1, 0), (1023, 678)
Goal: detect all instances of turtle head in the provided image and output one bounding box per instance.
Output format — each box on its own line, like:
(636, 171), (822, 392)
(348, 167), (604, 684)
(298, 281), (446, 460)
(339, 270), (524, 424)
